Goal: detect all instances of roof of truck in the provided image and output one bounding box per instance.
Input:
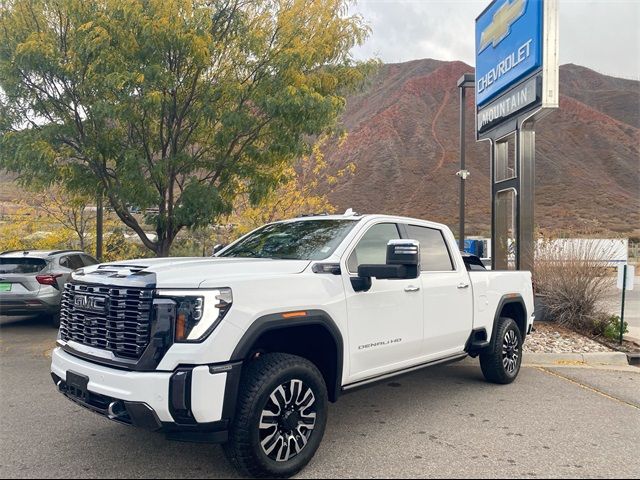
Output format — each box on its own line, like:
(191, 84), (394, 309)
(286, 210), (449, 229)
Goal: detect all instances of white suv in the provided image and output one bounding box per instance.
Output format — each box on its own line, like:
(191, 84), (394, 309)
(51, 213), (534, 478)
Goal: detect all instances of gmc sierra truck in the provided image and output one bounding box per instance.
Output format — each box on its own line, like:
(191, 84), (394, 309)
(51, 212), (534, 478)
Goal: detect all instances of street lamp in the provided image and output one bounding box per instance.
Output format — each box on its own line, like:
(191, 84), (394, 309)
(457, 73), (475, 252)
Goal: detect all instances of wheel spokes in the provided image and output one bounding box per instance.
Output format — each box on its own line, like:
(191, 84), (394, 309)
(502, 328), (520, 375)
(260, 378), (318, 463)
(270, 385), (289, 412)
(259, 409), (279, 429)
(275, 435), (292, 462)
(261, 429), (284, 456)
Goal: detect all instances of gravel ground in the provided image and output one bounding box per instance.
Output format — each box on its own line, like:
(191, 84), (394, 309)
(524, 323), (614, 353)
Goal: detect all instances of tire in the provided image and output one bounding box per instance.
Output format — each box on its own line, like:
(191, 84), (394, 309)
(49, 313), (61, 329)
(223, 353), (328, 478)
(480, 317), (522, 384)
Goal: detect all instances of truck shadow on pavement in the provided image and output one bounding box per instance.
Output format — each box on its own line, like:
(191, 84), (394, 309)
(2, 322), (639, 478)
(44, 365), (487, 478)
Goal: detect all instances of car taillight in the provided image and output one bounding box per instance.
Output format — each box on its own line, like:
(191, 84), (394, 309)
(36, 274), (63, 286)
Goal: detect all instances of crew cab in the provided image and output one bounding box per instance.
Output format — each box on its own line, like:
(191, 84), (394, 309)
(51, 212), (534, 478)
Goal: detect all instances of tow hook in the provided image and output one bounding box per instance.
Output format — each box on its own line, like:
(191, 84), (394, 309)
(107, 401), (127, 420)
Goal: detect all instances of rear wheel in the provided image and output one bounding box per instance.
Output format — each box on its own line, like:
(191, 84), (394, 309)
(223, 353), (328, 478)
(480, 317), (522, 384)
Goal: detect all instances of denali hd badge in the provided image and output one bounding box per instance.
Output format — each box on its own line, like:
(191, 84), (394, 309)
(358, 338), (402, 350)
(74, 294), (106, 313)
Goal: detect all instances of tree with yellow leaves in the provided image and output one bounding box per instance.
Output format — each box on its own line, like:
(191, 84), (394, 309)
(229, 134), (355, 237)
(0, 0), (373, 256)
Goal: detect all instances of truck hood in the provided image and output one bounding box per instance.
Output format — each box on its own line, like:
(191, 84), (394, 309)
(74, 257), (311, 288)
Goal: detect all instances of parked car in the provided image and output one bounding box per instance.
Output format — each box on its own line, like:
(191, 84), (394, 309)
(51, 212), (534, 478)
(0, 250), (99, 326)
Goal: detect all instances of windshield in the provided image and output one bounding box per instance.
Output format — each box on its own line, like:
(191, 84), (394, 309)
(0, 258), (47, 274)
(221, 219), (357, 260)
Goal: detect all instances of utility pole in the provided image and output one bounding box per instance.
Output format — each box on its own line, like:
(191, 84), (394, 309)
(456, 73), (475, 252)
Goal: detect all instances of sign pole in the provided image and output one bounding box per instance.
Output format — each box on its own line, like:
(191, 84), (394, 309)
(459, 84), (466, 252)
(475, 0), (558, 272)
(457, 73), (475, 252)
(620, 264), (627, 345)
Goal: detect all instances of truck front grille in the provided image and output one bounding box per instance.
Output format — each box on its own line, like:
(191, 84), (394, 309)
(59, 283), (154, 359)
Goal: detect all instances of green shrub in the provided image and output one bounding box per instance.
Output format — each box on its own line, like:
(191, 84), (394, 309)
(603, 315), (628, 341)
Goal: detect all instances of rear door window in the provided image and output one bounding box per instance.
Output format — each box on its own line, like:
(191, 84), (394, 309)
(0, 258), (47, 274)
(405, 225), (454, 271)
(59, 256), (71, 269)
(80, 254), (99, 266)
(59, 255), (84, 270)
(67, 255), (85, 270)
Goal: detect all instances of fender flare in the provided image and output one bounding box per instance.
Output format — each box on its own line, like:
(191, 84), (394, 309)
(230, 309), (345, 402)
(488, 294), (528, 348)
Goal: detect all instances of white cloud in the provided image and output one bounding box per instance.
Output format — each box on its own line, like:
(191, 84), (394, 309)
(350, 0), (640, 80)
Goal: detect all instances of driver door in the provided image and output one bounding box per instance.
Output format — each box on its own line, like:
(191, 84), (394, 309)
(341, 222), (424, 383)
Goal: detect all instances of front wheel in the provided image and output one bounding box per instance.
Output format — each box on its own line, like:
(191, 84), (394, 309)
(480, 317), (523, 384)
(223, 353), (328, 478)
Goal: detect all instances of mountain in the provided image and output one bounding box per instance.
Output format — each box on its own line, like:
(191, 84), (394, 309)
(1, 60), (638, 238)
(323, 60), (640, 237)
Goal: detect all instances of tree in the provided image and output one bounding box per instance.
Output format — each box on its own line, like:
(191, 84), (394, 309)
(35, 187), (95, 250)
(0, 0), (372, 256)
(0, 205), (77, 251)
(230, 133), (354, 236)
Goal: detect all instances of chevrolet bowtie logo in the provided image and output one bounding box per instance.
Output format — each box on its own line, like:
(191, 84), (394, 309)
(479, 0), (527, 52)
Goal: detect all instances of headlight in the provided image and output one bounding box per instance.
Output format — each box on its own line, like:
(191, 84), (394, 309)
(156, 288), (232, 343)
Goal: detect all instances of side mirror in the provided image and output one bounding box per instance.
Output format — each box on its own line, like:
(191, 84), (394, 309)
(386, 239), (420, 274)
(212, 244), (227, 256)
(355, 240), (420, 290)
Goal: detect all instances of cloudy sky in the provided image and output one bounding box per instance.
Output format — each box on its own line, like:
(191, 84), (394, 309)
(350, 0), (640, 80)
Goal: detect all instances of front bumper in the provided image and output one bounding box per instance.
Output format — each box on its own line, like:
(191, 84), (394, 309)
(51, 347), (241, 443)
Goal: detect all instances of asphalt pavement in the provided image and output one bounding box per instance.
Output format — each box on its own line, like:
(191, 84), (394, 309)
(1, 316), (639, 479)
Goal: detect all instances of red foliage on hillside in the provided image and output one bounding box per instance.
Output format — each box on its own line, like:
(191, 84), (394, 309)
(323, 60), (640, 237)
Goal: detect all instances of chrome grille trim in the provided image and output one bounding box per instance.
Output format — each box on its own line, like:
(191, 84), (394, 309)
(59, 283), (154, 360)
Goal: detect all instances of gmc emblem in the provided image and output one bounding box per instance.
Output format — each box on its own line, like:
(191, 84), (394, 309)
(74, 294), (106, 313)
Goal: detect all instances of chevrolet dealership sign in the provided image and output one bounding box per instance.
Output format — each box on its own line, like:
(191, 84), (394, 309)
(475, 0), (557, 137)
(477, 76), (538, 132)
(476, 0), (541, 106)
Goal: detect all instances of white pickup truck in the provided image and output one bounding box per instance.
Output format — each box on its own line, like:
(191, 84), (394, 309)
(51, 212), (534, 478)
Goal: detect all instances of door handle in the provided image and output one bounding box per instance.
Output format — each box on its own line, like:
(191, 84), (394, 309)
(457, 283), (470, 289)
(404, 285), (420, 293)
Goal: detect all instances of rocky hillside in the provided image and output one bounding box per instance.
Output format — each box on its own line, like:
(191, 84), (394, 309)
(324, 60), (640, 237)
(1, 60), (638, 237)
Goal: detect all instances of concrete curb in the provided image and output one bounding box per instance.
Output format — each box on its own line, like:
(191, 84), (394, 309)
(523, 352), (630, 366)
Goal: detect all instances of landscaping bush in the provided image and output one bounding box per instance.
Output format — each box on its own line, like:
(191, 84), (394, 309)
(535, 238), (616, 334)
(602, 315), (628, 341)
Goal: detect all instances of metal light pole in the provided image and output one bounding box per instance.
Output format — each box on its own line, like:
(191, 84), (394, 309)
(456, 73), (475, 252)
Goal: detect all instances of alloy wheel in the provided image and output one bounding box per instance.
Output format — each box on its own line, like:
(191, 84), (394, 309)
(259, 379), (317, 462)
(502, 329), (520, 375)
